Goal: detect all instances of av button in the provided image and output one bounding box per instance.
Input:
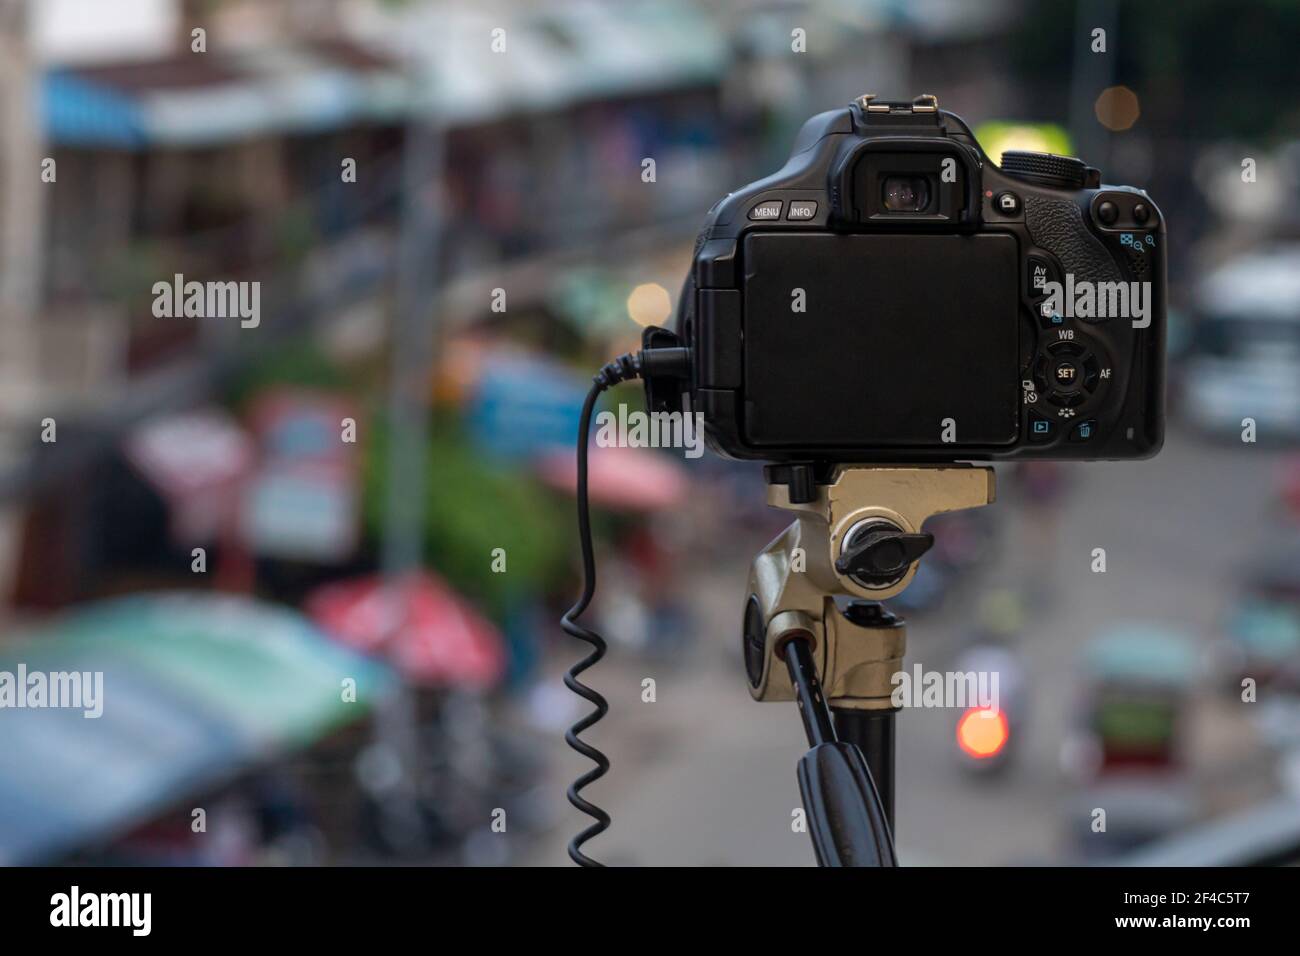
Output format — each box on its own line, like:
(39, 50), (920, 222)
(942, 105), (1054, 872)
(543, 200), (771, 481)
(748, 200), (783, 221)
(1069, 419), (1097, 442)
(1027, 255), (1060, 297)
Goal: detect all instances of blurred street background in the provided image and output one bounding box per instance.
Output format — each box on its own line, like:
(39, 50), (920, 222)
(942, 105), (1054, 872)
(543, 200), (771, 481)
(1, 0), (1299, 866)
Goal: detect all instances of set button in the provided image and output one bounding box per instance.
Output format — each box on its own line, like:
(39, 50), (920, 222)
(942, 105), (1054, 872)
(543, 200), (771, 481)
(1051, 356), (1082, 388)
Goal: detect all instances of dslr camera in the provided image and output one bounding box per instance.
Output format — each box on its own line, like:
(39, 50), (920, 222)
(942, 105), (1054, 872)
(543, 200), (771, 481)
(643, 94), (1165, 465)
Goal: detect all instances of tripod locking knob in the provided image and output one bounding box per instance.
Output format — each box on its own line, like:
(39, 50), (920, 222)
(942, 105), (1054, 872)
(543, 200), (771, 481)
(835, 522), (934, 588)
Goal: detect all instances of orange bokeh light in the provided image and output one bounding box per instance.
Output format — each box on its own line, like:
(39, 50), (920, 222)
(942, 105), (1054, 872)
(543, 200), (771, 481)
(956, 707), (1009, 759)
(1094, 85), (1141, 131)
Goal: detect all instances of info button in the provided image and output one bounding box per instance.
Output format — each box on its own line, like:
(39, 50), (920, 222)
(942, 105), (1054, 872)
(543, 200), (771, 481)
(787, 201), (818, 220)
(748, 200), (783, 221)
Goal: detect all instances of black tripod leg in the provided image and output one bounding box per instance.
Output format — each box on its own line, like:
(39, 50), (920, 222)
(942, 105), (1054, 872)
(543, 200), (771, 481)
(784, 636), (837, 747)
(784, 638), (897, 867)
(832, 707), (897, 833)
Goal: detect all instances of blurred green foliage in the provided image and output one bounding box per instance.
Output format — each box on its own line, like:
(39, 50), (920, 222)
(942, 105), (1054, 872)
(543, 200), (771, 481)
(362, 419), (570, 616)
(227, 340), (352, 410)
(226, 342), (570, 617)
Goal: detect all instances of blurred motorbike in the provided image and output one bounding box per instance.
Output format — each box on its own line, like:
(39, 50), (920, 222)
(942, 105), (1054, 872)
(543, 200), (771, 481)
(952, 591), (1027, 776)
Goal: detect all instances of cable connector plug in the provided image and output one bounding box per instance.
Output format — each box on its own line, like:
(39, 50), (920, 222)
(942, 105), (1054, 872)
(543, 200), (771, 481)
(592, 347), (692, 390)
(594, 352), (642, 388)
(639, 346), (692, 381)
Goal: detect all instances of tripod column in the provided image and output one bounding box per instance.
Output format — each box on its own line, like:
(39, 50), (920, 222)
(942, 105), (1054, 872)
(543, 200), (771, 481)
(831, 707), (897, 832)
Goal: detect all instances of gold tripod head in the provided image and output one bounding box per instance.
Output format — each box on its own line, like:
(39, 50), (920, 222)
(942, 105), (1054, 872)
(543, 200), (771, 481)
(744, 464), (996, 710)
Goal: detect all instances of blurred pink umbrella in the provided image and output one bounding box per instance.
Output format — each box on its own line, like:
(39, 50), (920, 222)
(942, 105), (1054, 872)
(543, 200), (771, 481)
(536, 444), (687, 511)
(305, 571), (504, 688)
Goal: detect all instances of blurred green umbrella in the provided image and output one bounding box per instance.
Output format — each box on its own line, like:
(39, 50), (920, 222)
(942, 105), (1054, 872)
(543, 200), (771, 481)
(0, 593), (395, 864)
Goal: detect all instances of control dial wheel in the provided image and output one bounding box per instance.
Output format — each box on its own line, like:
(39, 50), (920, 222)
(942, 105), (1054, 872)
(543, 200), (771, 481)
(1001, 151), (1090, 189)
(1033, 340), (1106, 409)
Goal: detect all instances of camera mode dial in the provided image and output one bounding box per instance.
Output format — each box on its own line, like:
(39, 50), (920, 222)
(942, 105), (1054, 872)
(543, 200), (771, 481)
(1000, 151), (1089, 190)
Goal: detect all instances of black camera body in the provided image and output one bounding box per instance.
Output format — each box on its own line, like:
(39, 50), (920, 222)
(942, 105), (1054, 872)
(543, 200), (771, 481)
(645, 95), (1165, 463)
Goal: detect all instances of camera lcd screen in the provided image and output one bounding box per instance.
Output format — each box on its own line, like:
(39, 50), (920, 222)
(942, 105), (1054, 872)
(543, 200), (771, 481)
(741, 232), (1020, 448)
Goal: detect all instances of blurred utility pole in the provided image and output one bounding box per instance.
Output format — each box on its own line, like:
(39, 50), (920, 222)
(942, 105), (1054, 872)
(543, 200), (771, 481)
(1068, 0), (1119, 169)
(372, 83), (446, 851)
(0, 0), (44, 418)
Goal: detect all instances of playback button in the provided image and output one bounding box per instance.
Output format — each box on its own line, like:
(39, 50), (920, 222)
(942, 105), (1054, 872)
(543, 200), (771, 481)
(1027, 412), (1055, 443)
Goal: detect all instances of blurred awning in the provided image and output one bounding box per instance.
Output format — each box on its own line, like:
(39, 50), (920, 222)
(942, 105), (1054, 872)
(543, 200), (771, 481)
(0, 593), (394, 864)
(359, 0), (727, 122)
(536, 443), (688, 511)
(305, 572), (505, 689)
(44, 38), (408, 147)
(44, 2), (731, 146)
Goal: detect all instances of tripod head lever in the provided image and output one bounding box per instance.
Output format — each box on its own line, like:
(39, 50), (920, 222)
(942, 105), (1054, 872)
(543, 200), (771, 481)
(835, 524), (935, 587)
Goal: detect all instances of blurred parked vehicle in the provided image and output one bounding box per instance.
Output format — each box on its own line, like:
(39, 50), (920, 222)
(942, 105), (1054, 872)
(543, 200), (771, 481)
(1213, 535), (1300, 697)
(1280, 455), (1300, 523)
(1061, 626), (1200, 859)
(1182, 246), (1300, 440)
